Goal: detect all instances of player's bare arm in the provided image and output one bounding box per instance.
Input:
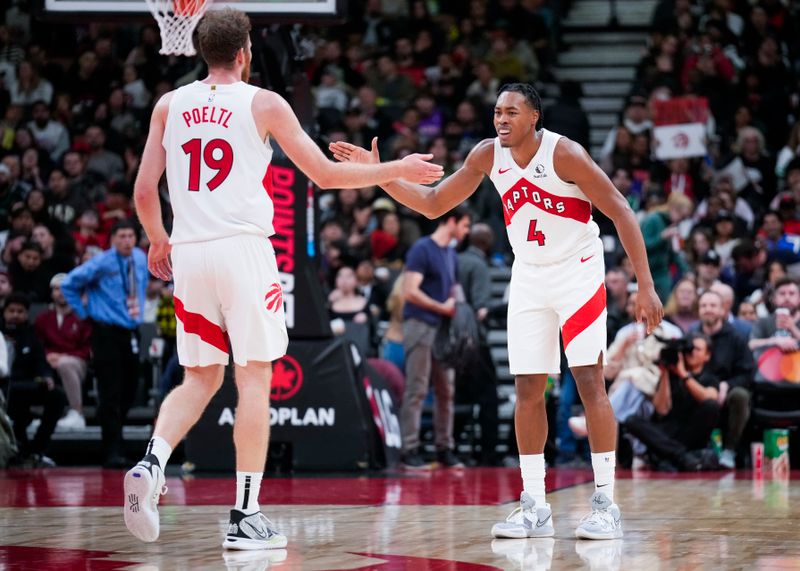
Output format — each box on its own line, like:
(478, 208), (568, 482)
(133, 92), (173, 281)
(329, 137), (493, 219)
(253, 91), (443, 189)
(553, 137), (663, 333)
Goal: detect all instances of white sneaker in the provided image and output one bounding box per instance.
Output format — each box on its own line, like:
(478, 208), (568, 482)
(56, 409), (86, 432)
(575, 492), (623, 540)
(568, 416), (588, 438)
(491, 492), (554, 539)
(575, 538), (623, 570)
(223, 510), (288, 550)
(719, 449), (736, 469)
(123, 455), (167, 542)
(491, 537), (554, 569)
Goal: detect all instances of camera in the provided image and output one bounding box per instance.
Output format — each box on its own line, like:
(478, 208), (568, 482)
(654, 334), (694, 367)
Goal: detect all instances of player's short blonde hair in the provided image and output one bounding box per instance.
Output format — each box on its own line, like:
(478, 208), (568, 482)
(197, 8), (251, 68)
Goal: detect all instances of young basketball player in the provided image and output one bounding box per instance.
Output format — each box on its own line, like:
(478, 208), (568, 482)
(129, 8), (444, 550)
(330, 83), (663, 540)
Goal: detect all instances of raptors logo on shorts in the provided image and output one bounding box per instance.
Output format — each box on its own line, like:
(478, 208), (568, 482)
(265, 282), (283, 312)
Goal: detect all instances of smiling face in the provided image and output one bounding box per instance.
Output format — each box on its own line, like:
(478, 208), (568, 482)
(494, 91), (538, 148)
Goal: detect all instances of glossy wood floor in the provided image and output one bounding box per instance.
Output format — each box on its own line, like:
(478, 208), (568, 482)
(1, 467), (798, 570)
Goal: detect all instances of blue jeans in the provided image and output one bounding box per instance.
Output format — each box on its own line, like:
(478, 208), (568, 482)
(556, 369), (580, 458)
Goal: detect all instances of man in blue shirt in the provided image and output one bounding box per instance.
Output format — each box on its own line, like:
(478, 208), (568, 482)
(61, 220), (148, 468)
(400, 205), (471, 469)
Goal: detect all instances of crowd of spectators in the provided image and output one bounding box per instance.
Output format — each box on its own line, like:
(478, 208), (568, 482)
(0, 0), (799, 469)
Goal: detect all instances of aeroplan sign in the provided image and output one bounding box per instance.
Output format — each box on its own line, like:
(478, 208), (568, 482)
(217, 406), (335, 427)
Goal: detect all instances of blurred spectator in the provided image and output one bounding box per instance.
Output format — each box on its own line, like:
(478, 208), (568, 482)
(710, 281), (752, 339)
(72, 208), (107, 258)
(694, 249), (724, 293)
(61, 220), (147, 468)
(641, 192), (693, 301)
(758, 211), (800, 267)
(730, 239), (767, 303)
(382, 273), (405, 372)
(34, 273), (91, 431)
(47, 168), (88, 228)
(543, 81), (590, 150)
(143, 277), (164, 324)
(748, 277), (800, 356)
(457, 222), (499, 465)
(691, 290), (755, 470)
(664, 277), (699, 333)
(8, 240), (50, 302)
(605, 267), (631, 343)
(399, 206), (471, 469)
(7, 61), (53, 106)
(84, 125), (124, 184)
(1, 292), (66, 467)
(27, 100), (69, 163)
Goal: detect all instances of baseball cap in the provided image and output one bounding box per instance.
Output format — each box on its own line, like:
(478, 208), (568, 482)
(50, 273), (67, 288)
(372, 197), (397, 212)
(699, 250), (721, 266)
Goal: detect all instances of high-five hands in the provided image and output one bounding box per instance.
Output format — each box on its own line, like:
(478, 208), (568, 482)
(329, 137), (444, 185)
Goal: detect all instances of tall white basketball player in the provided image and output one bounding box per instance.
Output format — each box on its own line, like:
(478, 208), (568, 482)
(129, 8), (443, 550)
(330, 83), (663, 540)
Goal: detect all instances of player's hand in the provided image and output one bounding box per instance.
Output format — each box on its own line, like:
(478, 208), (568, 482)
(148, 239), (172, 281)
(635, 284), (663, 335)
(329, 137), (380, 164)
(400, 153), (445, 185)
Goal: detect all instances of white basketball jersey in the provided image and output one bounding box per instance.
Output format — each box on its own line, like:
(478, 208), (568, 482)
(163, 81), (275, 244)
(489, 129), (600, 264)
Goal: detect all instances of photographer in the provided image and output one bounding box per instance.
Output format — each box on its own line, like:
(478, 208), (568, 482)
(623, 332), (720, 471)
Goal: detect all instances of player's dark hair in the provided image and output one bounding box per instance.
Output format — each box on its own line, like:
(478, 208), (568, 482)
(197, 8), (252, 68)
(498, 83), (543, 130)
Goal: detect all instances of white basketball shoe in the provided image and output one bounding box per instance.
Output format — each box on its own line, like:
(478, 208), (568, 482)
(223, 509), (288, 550)
(575, 491), (623, 540)
(491, 492), (555, 539)
(123, 454), (168, 542)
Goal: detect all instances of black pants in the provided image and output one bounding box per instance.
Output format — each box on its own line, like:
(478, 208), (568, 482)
(91, 323), (140, 460)
(457, 340), (499, 463)
(3, 380), (67, 456)
(624, 399), (720, 468)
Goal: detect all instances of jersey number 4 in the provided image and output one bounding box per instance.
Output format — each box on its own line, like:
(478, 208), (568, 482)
(182, 138), (233, 191)
(527, 219), (546, 246)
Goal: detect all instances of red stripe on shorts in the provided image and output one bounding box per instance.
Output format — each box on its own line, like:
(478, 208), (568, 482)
(174, 296), (229, 354)
(561, 283), (606, 349)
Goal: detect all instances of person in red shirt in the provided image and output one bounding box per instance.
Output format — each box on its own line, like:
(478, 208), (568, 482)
(34, 272), (92, 431)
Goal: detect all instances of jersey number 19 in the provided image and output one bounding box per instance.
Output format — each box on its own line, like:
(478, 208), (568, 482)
(182, 138), (233, 192)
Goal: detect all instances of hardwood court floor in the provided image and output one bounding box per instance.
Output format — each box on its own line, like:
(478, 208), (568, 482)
(1, 467), (798, 570)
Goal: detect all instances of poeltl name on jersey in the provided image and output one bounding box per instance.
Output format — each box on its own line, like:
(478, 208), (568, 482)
(181, 106), (233, 129)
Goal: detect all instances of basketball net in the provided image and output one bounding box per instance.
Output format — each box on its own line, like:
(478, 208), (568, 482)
(145, 0), (211, 56)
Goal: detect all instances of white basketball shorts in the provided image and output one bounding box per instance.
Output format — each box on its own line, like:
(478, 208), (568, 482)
(507, 239), (607, 375)
(171, 233), (288, 367)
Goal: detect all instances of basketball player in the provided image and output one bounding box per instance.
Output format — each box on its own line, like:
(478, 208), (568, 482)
(128, 9), (443, 550)
(330, 84), (663, 540)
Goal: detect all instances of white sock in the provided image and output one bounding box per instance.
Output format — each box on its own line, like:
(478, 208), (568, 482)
(145, 436), (172, 468)
(519, 454), (546, 507)
(235, 471), (263, 514)
(591, 451), (616, 503)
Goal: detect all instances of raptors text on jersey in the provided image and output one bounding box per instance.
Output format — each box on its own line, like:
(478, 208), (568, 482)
(489, 129), (600, 264)
(163, 81), (276, 245)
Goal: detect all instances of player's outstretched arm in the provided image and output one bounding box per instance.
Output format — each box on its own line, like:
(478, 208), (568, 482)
(553, 137), (663, 333)
(133, 93), (172, 281)
(254, 91), (443, 189)
(329, 137), (492, 219)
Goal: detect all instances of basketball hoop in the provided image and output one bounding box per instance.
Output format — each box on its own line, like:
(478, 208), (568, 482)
(145, 0), (211, 57)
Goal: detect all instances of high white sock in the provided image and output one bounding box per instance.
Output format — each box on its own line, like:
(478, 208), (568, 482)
(519, 454), (546, 507)
(145, 436), (172, 468)
(591, 451), (616, 503)
(235, 471), (263, 514)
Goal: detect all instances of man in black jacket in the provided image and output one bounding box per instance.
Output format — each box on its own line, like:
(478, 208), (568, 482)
(1, 292), (66, 467)
(691, 289), (755, 468)
(457, 223), (499, 465)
